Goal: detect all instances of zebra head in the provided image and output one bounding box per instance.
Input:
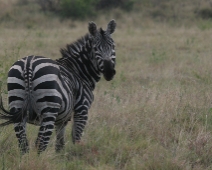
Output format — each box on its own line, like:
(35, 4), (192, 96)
(88, 20), (116, 81)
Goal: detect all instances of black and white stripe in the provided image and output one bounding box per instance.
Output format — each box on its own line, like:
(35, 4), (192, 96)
(0, 20), (117, 154)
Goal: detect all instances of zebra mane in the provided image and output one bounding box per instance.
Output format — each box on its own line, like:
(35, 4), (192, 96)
(60, 34), (91, 58)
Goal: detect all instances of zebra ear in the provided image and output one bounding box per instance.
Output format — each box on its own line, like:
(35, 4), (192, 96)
(88, 21), (97, 36)
(107, 19), (116, 34)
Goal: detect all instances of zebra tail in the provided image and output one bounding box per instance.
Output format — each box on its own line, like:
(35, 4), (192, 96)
(0, 95), (29, 127)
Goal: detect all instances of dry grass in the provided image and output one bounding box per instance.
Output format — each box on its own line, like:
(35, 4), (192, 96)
(1, 0), (212, 170)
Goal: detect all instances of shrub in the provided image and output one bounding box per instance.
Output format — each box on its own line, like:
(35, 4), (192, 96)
(96, 0), (134, 11)
(196, 8), (212, 19)
(35, 0), (135, 19)
(36, 0), (60, 12)
(60, 0), (97, 19)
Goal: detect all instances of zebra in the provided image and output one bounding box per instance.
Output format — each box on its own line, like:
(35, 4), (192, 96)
(0, 19), (116, 154)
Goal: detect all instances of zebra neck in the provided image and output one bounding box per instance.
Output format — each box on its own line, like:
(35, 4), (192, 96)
(58, 57), (101, 90)
(57, 37), (101, 90)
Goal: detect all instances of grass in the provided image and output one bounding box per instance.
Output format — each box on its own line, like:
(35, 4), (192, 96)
(2, 0), (212, 169)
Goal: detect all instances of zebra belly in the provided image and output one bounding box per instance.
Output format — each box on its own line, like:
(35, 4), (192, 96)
(26, 109), (73, 126)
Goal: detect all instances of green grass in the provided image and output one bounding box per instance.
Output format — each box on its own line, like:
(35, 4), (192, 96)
(2, 0), (212, 170)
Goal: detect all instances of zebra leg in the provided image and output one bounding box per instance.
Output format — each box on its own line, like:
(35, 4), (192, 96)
(72, 106), (88, 144)
(55, 122), (68, 152)
(35, 109), (58, 153)
(14, 113), (29, 154)
(15, 123), (29, 154)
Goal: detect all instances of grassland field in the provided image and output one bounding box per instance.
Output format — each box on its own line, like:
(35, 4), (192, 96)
(1, 0), (212, 170)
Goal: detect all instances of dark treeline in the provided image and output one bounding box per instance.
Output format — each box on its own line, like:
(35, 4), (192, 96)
(35, 0), (134, 19)
(16, 0), (212, 20)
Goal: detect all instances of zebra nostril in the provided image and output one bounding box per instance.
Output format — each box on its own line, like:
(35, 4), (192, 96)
(102, 59), (116, 81)
(113, 70), (116, 75)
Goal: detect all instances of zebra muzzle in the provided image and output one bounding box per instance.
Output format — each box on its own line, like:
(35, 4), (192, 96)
(103, 59), (116, 81)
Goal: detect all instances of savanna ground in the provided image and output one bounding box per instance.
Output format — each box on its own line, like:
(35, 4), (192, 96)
(1, 0), (212, 169)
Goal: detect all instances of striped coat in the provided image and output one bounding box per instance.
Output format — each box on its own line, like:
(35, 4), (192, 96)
(0, 20), (116, 154)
